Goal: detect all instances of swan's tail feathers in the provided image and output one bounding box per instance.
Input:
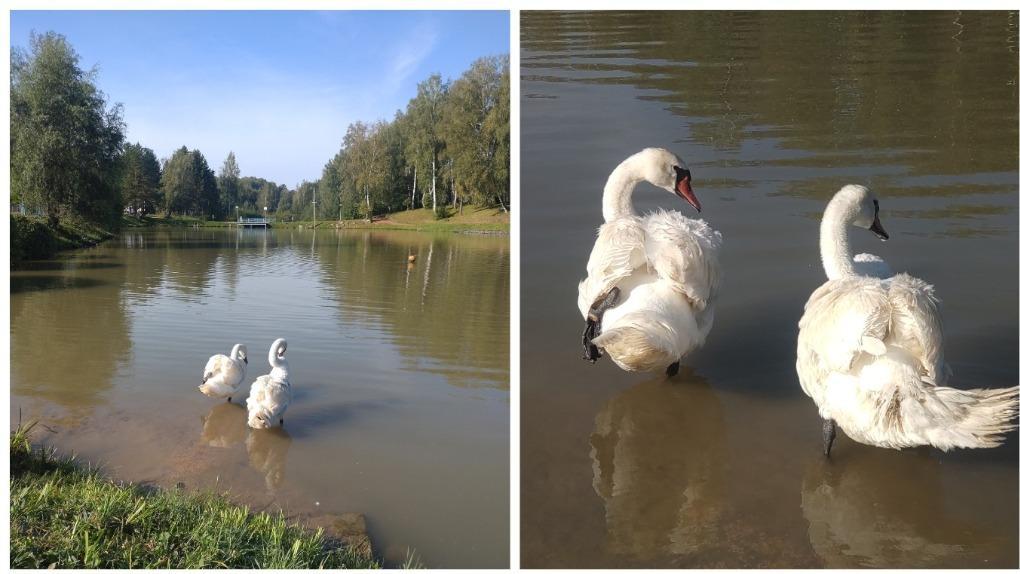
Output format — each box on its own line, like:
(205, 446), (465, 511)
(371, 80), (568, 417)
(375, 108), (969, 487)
(247, 410), (273, 430)
(592, 326), (673, 373)
(924, 385), (1019, 450)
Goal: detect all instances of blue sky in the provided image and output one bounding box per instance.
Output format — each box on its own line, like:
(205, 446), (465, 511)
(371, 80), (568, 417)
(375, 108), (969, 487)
(11, 11), (509, 186)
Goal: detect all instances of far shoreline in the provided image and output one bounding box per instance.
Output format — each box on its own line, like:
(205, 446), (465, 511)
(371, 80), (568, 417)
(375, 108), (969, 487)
(11, 206), (509, 266)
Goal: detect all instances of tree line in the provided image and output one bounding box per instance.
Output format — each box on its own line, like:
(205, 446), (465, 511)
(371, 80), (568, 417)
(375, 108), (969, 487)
(318, 55), (511, 220)
(11, 31), (509, 229)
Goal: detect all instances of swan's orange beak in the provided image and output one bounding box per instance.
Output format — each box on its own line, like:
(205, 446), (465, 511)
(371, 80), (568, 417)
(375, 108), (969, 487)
(674, 173), (700, 212)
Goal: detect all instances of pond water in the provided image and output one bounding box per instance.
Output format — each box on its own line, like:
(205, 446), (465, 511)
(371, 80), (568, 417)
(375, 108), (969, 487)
(10, 227), (509, 568)
(521, 11), (1018, 568)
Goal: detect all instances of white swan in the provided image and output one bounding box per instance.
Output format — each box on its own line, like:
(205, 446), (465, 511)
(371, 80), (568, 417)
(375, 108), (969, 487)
(246, 338), (292, 429)
(198, 343), (247, 401)
(797, 184), (1019, 454)
(578, 148), (722, 374)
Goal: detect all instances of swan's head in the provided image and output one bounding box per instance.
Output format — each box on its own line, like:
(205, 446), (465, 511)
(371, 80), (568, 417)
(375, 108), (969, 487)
(635, 148), (700, 212)
(831, 184), (889, 241)
(269, 338), (288, 361)
(233, 344), (248, 365)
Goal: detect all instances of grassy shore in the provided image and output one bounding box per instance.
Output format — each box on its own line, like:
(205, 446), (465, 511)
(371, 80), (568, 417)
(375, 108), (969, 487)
(146, 205), (509, 233)
(10, 423), (383, 569)
(10, 215), (117, 266)
(11, 205), (506, 265)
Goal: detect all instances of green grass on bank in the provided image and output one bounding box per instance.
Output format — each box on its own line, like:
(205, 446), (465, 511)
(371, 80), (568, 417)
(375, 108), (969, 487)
(10, 215), (116, 266)
(11, 205), (507, 266)
(144, 206), (509, 233)
(388, 205), (508, 229)
(10, 423), (382, 569)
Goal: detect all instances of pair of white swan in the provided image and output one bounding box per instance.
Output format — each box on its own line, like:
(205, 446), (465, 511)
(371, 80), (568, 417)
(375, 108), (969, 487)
(580, 148), (1018, 454)
(200, 338), (292, 429)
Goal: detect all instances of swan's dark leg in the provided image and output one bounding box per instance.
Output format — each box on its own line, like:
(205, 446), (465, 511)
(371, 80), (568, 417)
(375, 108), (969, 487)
(227, 396), (231, 403)
(666, 361), (680, 377)
(582, 287), (621, 363)
(822, 418), (836, 457)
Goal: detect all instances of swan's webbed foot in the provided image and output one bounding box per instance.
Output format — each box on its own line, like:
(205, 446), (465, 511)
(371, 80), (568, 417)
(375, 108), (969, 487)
(582, 287), (621, 364)
(822, 418), (836, 458)
(582, 321), (601, 362)
(666, 361), (680, 377)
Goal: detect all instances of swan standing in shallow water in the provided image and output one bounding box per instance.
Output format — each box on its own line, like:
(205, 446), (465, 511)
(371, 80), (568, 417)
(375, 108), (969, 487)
(198, 343), (247, 401)
(797, 185), (1019, 455)
(246, 338), (292, 429)
(578, 148), (722, 374)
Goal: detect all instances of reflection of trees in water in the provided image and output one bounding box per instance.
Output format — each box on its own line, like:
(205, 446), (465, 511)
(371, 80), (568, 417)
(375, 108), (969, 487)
(200, 403), (248, 448)
(10, 254), (132, 413)
(316, 230), (509, 390)
(800, 447), (1008, 567)
(522, 11), (1018, 226)
(246, 427), (292, 492)
(589, 370), (731, 561)
(157, 230), (224, 299)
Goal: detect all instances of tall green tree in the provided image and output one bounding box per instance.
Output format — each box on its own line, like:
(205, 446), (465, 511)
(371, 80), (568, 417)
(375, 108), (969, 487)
(406, 74), (449, 213)
(160, 147), (192, 215)
(218, 151), (241, 219)
(440, 55), (510, 210)
(11, 31), (125, 227)
(120, 143), (161, 216)
(160, 147), (220, 218)
(319, 153), (345, 220)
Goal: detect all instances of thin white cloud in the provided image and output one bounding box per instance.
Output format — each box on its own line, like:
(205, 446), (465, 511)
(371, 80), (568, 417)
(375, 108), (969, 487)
(386, 20), (439, 92)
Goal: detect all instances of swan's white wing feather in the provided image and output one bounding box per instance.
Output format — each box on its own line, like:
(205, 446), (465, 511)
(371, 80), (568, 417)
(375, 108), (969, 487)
(578, 218), (646, 316)
(203, 354), (231, 380)
(246, 375), (291, 428)
(852, 253), (892, 279)
(886, 273), (946, 384)
(642, 211), (722, 310)
(799, 277), (892, 375)
(201, 354), (245, 398)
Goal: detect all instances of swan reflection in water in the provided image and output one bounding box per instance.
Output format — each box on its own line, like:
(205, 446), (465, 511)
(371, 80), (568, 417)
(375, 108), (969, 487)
(200, 402), (248, 448)
(246, 426), (293, 492)
(590, 368), (730, 561)
(199, 402), (292, 492)
(801, 446), (1003, 567)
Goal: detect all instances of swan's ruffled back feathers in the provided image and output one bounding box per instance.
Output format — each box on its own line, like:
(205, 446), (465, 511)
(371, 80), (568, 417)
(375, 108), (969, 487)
(246, 374), (291, 428)
(642, 210), (722, 310)
(201, 353), (245, 398)
(799, 277), (892, 376)
(578, 217), (646, 317)
(794, 271), (1017, 449)
(886, 274), (945, 384)
(852, 253), (892, 279)
(577, 207), (722, 371)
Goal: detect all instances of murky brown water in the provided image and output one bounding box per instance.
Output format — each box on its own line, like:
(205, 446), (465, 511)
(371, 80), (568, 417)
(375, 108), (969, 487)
(522, 11), (1018, 568)
(10, 227), (509, 568)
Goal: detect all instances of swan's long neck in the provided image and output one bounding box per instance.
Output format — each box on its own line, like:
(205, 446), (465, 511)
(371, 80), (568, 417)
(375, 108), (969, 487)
(820, 202), (856, 280)
(602, 158), (641, 222)
(268, 339), (287, 369)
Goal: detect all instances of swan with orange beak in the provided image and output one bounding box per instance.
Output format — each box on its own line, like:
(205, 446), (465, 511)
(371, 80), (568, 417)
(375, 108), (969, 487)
(578, 148), (722, 375)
